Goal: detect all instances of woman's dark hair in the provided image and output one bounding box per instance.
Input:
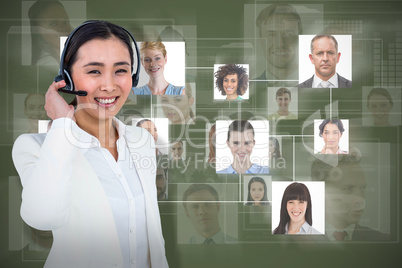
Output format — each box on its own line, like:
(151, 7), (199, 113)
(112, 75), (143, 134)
(318, 119), (345, 137)
(269, 137), (281, 159)
(215, 64), (249, 96)
(367, 87), (393, 107)
(227, 120), (255, 141)
(136, 118), (152, 127)
(273, 182), (312, 234)
(64, 20), (134, 75)
(246, 177), (268, 205)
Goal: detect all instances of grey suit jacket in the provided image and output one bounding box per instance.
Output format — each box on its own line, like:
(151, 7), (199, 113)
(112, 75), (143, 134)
(298, 73), (352, 88)
(352, 224), (390, 241)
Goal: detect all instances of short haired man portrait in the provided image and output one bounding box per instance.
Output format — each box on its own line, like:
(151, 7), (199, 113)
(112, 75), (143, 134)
(299, 35), (352, 88)
(182, 184), (237, 244)
(255, 4), (302, 80)
(268, 87), (297, 120)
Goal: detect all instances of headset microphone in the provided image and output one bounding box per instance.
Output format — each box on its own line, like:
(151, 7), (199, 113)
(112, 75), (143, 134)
(58, 88), (88, 96)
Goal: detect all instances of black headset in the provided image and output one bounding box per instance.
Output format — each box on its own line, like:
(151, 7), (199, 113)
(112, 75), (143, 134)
(54, 21), (140, 96)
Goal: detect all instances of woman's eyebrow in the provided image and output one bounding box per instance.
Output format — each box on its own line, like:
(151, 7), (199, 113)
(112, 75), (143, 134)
(83, 62), (104, 67)
(114, 61), (130, 67)
(83, 61), (130, 67)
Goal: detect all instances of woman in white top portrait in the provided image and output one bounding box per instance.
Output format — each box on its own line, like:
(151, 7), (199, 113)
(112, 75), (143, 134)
(273, 182), (320, 235)
(318, 119), (347, 154)
(12, 21), (168, 268)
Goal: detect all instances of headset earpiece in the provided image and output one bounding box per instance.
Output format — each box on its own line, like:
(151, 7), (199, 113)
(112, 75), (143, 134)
(54, 69), (74, 91)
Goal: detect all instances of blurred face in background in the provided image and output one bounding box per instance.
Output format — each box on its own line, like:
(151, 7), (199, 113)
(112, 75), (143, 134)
(184, 189), (220, 236)
(250, 181), (264, 203)
(160, 95), (194, 124)
(259, 14), (299, 70)
(24, 94), (47, 132)
(276, 93), (290, 112)
(367, 94), (393, 125)
(326, 164), (367, 229)
(35, 3), (72, 49)
(171, 141), (183, 159)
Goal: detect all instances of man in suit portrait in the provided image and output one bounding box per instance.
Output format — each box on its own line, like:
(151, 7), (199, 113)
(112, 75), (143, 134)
(311, 156), (389, 241)
(182, 184), (237, 244)
(299, 35), (352, 88)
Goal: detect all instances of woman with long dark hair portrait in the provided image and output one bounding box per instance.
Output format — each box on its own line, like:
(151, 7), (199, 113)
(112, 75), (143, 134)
(273, 182), (320, 234)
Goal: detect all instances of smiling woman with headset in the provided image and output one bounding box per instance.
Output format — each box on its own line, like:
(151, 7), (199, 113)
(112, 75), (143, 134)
(12, 21), (168, 268)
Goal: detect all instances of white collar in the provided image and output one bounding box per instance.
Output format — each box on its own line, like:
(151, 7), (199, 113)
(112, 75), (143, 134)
(312, 73), (338, 88)
(71, 117), (127, 155)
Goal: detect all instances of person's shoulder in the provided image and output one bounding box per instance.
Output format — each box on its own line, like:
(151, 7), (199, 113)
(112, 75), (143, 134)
(165, 84), (184, 95)
(12, 133), (47, 169)
(267, 113), (276, 120)
(298, 75), (314, 88)
(309, 226), (322, 235)
(352, 224), (390, 241)
(125, 125), (156, 152)
(337, 74), (352, 88)
(132, 85), (151, 95)
(125, 125), (152, 141)
(14, 133), (47, 148)
(222, 233), (238, 243)
(250, 163), (269, 174)
(217, 167), (231, 174)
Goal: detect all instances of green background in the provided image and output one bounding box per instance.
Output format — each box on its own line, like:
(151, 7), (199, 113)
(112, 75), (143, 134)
(1, 0), (401, 267)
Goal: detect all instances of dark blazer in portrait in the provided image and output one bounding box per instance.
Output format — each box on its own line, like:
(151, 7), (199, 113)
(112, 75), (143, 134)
(298, 73), (352, 88)
(351, 224), (390, 241)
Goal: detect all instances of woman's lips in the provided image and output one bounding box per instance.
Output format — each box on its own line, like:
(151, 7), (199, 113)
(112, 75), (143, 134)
(148, 67), (160, 73)
(95, 97), (118, 107)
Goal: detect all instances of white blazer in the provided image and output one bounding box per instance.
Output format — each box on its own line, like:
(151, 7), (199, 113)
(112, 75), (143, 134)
(12, 118), (168, 268)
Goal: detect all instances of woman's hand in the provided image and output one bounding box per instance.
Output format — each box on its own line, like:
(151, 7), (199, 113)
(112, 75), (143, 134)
(44, 80), (75, 121)
(321, 146), (334, 154)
